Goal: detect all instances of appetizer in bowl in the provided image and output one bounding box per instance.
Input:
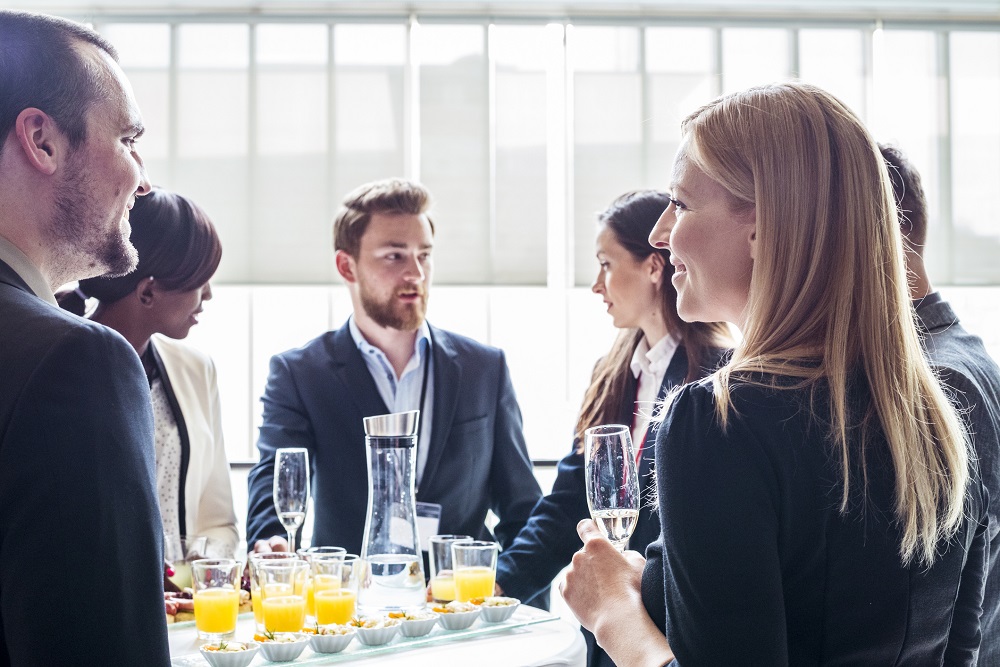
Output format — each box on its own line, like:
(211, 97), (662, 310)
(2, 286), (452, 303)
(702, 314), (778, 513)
(479, 596), (521, 623)
(432, 600), (481, 630)
(350, 615), (401, 646)
(199, 641), (259, 667)
(310, 624), (356, 654)
(391, 609), (439, 638)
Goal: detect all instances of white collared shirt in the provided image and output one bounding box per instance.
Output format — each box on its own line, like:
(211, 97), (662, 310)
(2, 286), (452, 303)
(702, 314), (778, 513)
(629, 333), (679, 447)
(0, 234), (57, 306)
(349, 316), (435, 485)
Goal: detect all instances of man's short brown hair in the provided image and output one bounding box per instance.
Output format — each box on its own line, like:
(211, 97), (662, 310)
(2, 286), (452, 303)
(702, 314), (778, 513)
(333, 178), (434, 257)
(879, 143), (928, 254)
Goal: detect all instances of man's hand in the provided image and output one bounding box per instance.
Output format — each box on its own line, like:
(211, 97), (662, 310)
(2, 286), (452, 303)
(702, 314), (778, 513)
(253, 536), (290, 554)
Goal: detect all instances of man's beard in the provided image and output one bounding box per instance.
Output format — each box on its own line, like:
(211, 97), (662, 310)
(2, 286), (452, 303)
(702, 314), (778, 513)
(49, 155), (138, 281)
(360, 282), (428, 331)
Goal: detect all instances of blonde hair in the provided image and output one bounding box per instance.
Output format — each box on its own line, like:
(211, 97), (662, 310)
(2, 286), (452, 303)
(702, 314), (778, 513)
(683, 82), (968, 567)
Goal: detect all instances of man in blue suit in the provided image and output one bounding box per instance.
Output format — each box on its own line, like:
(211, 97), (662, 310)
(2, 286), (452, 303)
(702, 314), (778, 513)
(880, 143), (1000, 664)
(246, 178), (544, 604)
(0, 11), (169, 666)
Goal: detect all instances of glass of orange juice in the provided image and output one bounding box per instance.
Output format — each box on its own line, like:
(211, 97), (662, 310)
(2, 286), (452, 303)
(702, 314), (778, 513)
(248, 551), (299, 633)
(429, 535), (473, 603)
(452, 541), (498, 603)
(313, 554), (360, 626)
(256, 559), (309, 633)
(192, 558), (242, 641)
(297, 546), (346, 619)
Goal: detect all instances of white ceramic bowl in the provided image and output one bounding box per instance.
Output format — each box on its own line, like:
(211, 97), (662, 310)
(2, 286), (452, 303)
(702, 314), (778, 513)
(398, 615), (438, 638)
(310, 629), (355, 654)
(199, 641), (260, 667)
(480, 598), (520, 623)
(355, 624), (399, 646)
(257, 633), (310, 662)
(435, 608), (481, 631)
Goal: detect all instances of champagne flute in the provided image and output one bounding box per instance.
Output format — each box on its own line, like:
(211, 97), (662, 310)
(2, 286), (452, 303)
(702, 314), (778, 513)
(273, 447), (310, 554)
(584, 424), (640, 552)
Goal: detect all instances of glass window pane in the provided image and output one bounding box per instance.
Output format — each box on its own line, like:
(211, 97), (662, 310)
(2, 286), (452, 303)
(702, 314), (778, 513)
(950, 31), (1000, 283)
(722, 28), (791, 94)
(254, 25), (330, 283)
(871, 31), (941, 277)
(570, 26), (642, 286)
(101, 23), (170, 68)
(175, 24), (250, 282)
(417, 24), (490, 284)
(493, 25), (549, 284)
(646, 27), (716, 189)
(799, 29), (866, 120)
(331, 25), (406, 218)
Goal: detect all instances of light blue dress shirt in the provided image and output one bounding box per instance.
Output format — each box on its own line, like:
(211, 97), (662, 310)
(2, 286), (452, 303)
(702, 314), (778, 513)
(348, 316), (435, 486)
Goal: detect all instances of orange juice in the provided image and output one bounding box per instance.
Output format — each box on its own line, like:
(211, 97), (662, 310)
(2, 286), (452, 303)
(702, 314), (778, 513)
(194, 587), (239, 635)
(307, 574), (340, 617)
(314, 589), (356, 625)
(304, 576), (315, 617)
(454, 566), (495, 602)
(262, 595), (306, 632)
(430, 574), (456, 602)
(251, 587), (264, 626)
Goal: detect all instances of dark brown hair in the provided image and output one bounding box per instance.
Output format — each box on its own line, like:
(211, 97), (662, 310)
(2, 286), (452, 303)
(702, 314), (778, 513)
(879, 143), (928, 253)
(333, 178), (434, 257)
(0, 10), (119, 150)
(574, 190), (732, 443)
(59, 188), (221, 314)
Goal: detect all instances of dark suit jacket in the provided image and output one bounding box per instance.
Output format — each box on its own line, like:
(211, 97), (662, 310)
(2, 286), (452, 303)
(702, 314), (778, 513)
(495, 344), (725, 667)
(0, 259), (169, 666)
(916, 291), (1000, 664)
(246, 320), (543, 597)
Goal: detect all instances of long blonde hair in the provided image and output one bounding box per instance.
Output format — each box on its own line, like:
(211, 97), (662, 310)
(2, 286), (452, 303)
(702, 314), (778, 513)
(683, 82), (968, 567)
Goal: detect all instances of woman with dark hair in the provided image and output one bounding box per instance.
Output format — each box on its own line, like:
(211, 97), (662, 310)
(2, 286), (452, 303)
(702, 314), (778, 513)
(59, 187), (238, 556)
(494, 190), (731, 667)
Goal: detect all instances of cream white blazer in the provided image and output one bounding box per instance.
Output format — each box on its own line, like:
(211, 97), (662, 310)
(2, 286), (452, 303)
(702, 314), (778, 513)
(152, 334), (239, 554)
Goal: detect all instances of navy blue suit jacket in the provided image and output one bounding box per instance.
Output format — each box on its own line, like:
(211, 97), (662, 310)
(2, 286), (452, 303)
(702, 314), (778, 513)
(916, 292), (1000, 664)
(0, 259), (169, 666)
(246, 321), (543, 597)
(495, 344), (725, 661)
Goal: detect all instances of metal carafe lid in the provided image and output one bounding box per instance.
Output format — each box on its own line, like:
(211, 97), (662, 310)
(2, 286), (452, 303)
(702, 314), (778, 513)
(363, 410), (419, 437)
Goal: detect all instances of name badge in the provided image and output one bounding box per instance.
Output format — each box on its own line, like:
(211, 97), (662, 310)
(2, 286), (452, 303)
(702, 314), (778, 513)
(416, 501), (443, 552)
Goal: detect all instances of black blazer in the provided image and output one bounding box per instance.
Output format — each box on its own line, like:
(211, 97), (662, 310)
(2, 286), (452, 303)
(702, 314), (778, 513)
(494, 344), (726, 652)
(246, 320), (542, 589)
(916, 292), (1000, 665)
(0, 259), (169, 666)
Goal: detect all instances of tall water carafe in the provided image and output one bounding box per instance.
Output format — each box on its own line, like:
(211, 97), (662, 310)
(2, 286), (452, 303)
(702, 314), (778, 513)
(358, 410), (426, 613)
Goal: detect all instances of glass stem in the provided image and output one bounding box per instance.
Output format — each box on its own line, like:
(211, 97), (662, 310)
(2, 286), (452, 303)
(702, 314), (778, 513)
(287, 529), (297, 554)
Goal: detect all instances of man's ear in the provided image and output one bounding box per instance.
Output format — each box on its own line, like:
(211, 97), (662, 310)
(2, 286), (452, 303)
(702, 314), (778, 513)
(136, 277), (156, 307)
(335, 250), (357, 283)
(14, 108), (65, 176)
(647, 251), (666, 284)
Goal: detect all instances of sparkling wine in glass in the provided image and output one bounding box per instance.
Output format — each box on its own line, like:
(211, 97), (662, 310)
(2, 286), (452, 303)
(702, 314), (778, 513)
(584, 424), (640, 552)
(273, 448), (310, 554)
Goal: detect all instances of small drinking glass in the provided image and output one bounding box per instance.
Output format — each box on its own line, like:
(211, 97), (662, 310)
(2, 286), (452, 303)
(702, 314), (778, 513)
(584, 424), (640, 552)
(429, 535), (473, 603)
(298, 547), (346, 619)
(256, 559), (310, 633)
(451, 541), (499, 603)
(273, 448), (310, 554)
(313, 554), (361, 626)
(192, 558), (242, 641)
(248, 551), (299, 633)
(164, 534), (207, 590)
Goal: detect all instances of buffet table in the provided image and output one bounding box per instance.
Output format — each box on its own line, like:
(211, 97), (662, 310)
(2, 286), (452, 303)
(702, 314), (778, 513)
(169, 606), (586, 666)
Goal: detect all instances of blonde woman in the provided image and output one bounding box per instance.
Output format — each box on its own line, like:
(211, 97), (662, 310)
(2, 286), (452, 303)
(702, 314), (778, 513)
(561, 82), (988, 666)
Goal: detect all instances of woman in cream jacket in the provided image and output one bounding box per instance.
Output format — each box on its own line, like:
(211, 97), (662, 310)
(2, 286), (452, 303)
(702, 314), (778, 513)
(59, 187), (238, 556)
